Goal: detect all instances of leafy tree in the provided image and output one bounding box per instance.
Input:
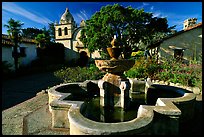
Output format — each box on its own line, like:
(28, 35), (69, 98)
(22, 27), (43, 39)
(80, 4), (174, 58)
(35, 26), (52, 47)
(42, 26), (51, 42)
(4, 18), (24, 72)
(22, 24), (55, 42)
(48, 22), (55, 42)
(35, 33), (48, 48)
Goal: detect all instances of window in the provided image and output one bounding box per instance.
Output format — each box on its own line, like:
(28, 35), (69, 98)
(12, 47), (26, 57)
(58, 28), (62, 36)
(19, 47), (26, 57)
(64, 27), (68, 35)
(174, 49), (184, 61)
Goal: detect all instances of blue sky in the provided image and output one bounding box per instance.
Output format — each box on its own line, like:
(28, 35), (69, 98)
(2, 2), (202, 34)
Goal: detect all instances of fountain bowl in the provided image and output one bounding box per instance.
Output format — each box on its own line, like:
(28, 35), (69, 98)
(95, 59), (135, 74)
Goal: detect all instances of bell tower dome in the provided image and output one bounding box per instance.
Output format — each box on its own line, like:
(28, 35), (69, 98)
(55, 8), (77, 40)
(60, 8), (74, 24)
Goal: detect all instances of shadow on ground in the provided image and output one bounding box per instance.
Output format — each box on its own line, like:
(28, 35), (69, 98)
(2, 72), (63, 110)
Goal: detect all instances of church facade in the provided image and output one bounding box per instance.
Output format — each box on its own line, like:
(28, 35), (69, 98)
(54, 8), (100, 63)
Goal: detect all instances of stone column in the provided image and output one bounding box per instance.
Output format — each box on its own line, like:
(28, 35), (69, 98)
(98, 80), (114, 109)
(120, 81), (131, 109)
(98, 78), (131, 110)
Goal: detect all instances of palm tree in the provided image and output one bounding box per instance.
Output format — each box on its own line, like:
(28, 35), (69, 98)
(4, 18), (24, 72)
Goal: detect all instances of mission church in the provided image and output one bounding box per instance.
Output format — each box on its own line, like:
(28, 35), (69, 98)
(54, 8), (100, 63)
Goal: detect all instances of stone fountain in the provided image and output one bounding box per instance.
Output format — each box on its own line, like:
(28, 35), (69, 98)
(46, 37), (201, 135)
(94, 36), (135, 122)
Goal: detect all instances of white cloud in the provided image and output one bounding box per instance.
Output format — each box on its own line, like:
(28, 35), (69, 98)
(76, 13), (85, 21)
(2, 11), (11, 24)
(153, 12), (161, 18)
(143, 2), (149, 6)
(2, 2), (52, 25)
(73, 9), (92, 26)
(137, 2), (149, 9)
(80, 10), (88, 20)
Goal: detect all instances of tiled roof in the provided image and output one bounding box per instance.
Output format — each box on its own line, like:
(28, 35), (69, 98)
(184, 22), (202, 31)
(2, 34), (36, 46)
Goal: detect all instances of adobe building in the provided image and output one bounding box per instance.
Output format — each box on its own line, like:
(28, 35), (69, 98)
(2, 34), (37, 71)
(147, 18), (202, 63)
(54, 8), (100, 64)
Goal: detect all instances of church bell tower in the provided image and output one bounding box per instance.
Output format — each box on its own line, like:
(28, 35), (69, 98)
(54, 8), (78, 62)
(55, 8), (77, 41)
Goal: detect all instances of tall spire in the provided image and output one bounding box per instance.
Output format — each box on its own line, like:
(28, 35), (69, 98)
(65, 7), (68, 12)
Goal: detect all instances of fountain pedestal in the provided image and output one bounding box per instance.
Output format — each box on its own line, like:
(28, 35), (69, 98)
(95, 59), (135, 110)
(98, 78), (131, 110)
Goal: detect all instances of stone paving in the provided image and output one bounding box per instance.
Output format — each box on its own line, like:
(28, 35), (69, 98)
(2, 92), (48, 135)
(2, 71), (63, 110)
(2, 71), (63, 135)
(2, 92), (70, 135)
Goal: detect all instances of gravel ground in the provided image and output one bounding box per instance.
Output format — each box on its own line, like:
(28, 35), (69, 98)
(2, 93), (48, 135)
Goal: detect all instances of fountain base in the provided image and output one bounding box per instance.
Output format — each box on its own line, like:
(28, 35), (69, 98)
(47, 79), (200, 135)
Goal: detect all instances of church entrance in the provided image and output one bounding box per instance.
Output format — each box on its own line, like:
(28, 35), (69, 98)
(78, 51), (88, 67)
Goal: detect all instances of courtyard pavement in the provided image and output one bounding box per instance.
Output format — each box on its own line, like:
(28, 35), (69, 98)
(2, 71), (63, 110)
(2, 71), (65, 135)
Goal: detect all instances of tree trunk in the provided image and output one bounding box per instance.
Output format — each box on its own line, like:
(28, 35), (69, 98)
(13, 44), (19, 73)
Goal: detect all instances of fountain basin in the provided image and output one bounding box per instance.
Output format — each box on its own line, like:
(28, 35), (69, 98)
(47, 79), (198, 134)
(68, 104), (154, 135)
(48, 80), (99, 129)
(95, 59), (135, 74)
(68, 91), (195, 135)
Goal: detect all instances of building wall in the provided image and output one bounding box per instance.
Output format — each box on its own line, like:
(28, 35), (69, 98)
(72, 28), (83, 52)
(55, 24), (101, 63)
(55, 21), (79, 63)
(2, 46), (14, 70)
(19, 43), (38, 67)
(54, 8), (102, 63)
(159, 27), (202, 61)
(55, 39), (79, 62)
(2, 42), (37, 71)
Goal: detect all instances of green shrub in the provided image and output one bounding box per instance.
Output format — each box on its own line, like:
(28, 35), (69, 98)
(54, 56), (202, 91)
(125, 57), (161, 79)
(125, 57), (202, 90)
(2, 61), (14, 80)
(157, 58), (202, 89)
(54, 64), (105, 83)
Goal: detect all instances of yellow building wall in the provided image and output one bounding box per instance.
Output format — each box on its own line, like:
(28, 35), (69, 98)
(159, 28), (202, 61)
(55, 24), (73, 40)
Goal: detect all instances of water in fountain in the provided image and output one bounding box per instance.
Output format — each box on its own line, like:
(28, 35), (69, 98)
(81, 96), (141, 123)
